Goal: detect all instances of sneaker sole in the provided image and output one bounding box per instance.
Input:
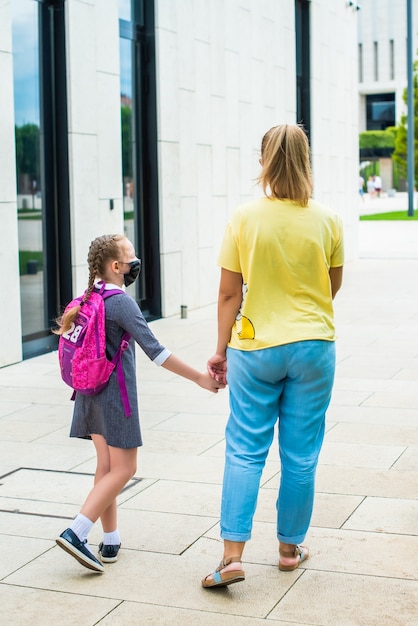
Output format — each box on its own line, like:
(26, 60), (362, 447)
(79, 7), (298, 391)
(56, 537), (104, 573)
(99, 554), (118, 563)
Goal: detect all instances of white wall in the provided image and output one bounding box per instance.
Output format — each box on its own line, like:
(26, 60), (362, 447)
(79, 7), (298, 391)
(154, 0), (298, 316)
(311, 1), (359, 261)
(65, 0), (124, 296)
(155, 0), (359, 316)
(0, 0), (23, 366)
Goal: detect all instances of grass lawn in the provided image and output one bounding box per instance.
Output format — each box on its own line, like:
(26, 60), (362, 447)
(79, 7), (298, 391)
(360, 210), (418, 221)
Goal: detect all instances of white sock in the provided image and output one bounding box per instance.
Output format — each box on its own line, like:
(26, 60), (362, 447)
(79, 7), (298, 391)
(103, 529), (121, 545)
(70, 513), (94, 543)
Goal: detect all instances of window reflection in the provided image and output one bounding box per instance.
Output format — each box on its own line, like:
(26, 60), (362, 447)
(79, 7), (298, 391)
(120, 36), (136, 297)
(12, 0), (45, 338)
(118, 0), (131, 21)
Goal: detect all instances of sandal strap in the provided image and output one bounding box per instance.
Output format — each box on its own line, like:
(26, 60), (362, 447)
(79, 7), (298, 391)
(216, 556), (242, 571)
(279, 544), (301, 558)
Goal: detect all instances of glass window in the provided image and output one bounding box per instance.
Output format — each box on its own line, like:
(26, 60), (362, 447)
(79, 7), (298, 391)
(119, 36), (137, 298)
(366, 93), (395, 131)
(119, 0), (132, 21)
(12, 0), (45, 338)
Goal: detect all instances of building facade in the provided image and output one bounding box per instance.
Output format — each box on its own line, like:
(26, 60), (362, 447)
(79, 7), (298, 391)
(0, 0), (358, 367)
(358, 0), (418, 189)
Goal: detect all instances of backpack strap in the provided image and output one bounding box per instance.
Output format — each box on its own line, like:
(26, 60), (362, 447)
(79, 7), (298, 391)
(111, 331), (132, 417)
(101, 286), (132, 417)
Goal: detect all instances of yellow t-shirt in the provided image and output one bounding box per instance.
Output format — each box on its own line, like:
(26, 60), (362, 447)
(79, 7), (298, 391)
(218, 197), (344, 350)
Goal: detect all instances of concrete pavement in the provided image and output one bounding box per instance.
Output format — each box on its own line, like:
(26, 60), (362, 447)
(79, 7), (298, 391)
(1, 219), (418, 625)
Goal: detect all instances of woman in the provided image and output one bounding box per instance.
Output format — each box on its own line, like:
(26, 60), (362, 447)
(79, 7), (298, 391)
(202, 124), (344, 588)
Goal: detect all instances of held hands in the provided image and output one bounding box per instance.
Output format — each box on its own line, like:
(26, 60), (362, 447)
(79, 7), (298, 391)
(197, 371), (226, 393)
(207, 354), (227, 386)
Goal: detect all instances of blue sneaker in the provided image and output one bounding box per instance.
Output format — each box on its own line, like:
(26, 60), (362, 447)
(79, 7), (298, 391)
(98, 542), (121, 563)
(56, 528), (104, 573)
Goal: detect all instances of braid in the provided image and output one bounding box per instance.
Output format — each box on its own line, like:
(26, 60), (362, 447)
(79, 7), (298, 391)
(53, 234), (126, 335)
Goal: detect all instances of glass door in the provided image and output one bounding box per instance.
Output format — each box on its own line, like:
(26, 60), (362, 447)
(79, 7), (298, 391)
(12, 0), (45, 341)
(12, 0), (71, 358)
(119, 0), (161, 318)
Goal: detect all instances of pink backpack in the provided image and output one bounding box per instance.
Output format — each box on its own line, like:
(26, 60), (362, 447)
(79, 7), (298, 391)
(58, 283), (132, 416)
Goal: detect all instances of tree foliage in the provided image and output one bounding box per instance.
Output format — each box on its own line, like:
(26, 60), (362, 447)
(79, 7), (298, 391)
(15, 123), (40, 182)
(392, 63), (418, 181)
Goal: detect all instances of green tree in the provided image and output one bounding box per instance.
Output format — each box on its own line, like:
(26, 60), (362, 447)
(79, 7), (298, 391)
(392, 61), (418, 181)
(15, 123), (40, 183)
(121, 105), (132, 180)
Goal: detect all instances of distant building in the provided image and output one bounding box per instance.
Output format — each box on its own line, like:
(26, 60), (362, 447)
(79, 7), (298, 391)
(358, 0), (418, 190)
(0, 0), (359, 366)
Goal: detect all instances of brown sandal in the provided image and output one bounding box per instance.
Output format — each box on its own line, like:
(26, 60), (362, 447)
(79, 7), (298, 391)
(278, 544), (309, 571)
(202, 556), (245, 588)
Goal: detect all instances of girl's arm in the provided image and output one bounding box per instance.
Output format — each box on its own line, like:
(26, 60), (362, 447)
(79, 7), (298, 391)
(161, 354), (224, 393)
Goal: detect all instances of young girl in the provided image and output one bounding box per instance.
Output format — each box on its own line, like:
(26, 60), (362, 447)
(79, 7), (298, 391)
(55, 234), (223, 573)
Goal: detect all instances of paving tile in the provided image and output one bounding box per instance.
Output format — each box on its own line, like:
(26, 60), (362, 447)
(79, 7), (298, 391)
(392, 446), (418, 471)
(303, 527), (418, 580)
(120, 478), (222, 517)
(0, 467), (145, 508)
(362, 388), (418, 410)
(315, 465), (418, 499)
(268, 570), (418, 625)
(4, 546), (299, 619)
(319, 441), (405, 469)
(324, 421), (418, 446)
(106, 507), (216, 554)
(253, 488), (363, 530)
(335, 357), (404, 379)
(142, 429), (224, 455)
(0, 401), (31, 418)
(0, 440), (95, 471)
(0, 386), (69, 405)
(0, 417), (65, 443)
(150, 411), (228, 435)
(98, 600), (306, 625)
(0, 534), (53, 578)
(326, 404), (418, 426)
(5, 401), (74, 424)
(329, 388), (373, 406)
(1, 585), (120, 625)
(342, 496), (418, 535)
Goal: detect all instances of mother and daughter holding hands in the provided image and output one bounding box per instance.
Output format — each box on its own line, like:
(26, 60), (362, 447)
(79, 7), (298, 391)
(55, 124), (343, 588)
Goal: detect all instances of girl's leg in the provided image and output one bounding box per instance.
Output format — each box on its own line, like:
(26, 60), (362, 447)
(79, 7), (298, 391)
(277, 340), (335, 553)
(80, 444), (137, 523)
(91, 434), (117, 532)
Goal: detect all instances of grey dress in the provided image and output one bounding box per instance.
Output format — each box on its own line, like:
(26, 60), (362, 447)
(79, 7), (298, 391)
(70, 289), (170, 448)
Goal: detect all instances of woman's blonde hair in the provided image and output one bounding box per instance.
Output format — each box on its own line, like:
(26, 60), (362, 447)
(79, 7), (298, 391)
(257, 124), (313, 206)
(54, 234), (126, 335)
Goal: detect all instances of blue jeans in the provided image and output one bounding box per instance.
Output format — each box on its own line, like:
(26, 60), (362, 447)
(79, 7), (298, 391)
(220, 340), (335, 544)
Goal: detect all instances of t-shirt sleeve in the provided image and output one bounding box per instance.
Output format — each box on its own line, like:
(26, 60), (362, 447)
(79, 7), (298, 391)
(330, 214), (344, 268)
(111, 296), (171, 365)
(217, 220), (241, 272)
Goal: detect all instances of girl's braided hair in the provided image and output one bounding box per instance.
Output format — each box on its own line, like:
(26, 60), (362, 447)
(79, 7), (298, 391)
(53, 234), (126, 335)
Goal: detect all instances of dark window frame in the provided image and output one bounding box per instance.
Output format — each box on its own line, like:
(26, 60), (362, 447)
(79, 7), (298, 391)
(119, 0), (161, 319)
(295, 0), (311, 141)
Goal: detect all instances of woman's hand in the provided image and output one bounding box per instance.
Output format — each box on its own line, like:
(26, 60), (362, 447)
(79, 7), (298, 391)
(196, 371), (225, 393)
(207, 353), (227, 386)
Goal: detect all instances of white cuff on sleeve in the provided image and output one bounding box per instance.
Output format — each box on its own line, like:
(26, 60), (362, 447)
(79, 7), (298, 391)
(153, 348), (172, 366)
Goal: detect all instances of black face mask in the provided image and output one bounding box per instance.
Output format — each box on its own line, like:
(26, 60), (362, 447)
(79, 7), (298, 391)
(123, 259), (141, 287)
